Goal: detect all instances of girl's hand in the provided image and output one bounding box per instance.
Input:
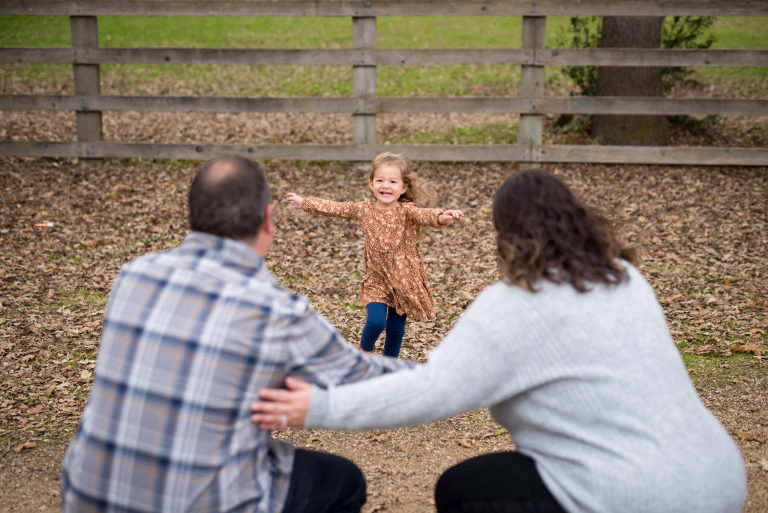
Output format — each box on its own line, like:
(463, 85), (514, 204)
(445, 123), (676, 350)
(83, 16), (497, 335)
(439, 209), (465, 225)
(286, 192), (304, 209)
(250, 377), (312, 429)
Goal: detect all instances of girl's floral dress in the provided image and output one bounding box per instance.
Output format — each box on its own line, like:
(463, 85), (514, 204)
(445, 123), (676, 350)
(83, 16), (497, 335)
(302, 197), (444, 321)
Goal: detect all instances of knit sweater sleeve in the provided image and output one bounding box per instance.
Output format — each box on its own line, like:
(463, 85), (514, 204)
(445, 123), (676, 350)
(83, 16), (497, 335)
(402, 202), (444, 229)
(305, 283), (526, 429)
(302, 197), (364, 220)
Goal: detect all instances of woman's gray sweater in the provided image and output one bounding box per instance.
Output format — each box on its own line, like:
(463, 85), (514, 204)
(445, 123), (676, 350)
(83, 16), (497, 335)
(306, 264), (746, 512)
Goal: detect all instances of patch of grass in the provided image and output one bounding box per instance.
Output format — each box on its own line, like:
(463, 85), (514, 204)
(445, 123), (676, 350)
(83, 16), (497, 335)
(48, 289), (107, 311)
(164, 159), (195, 172)
(379, 65), (520, 97)
(389, 122), (518, 145)
(281, 273), (301, 285)
(0, 15), (573, 50)
(710, 16), (768, 49)
(677, 328), (714, 346)
(99, 16), (352, 49)
(682, 352), (767, 384)
(0, 15), (70, 46)
(142, 235), (161, 245)
(0, 15), (353, 49)
(71, 347), (97, 361)
(2, 15), (764, 94)
(675, 17), (768, 84)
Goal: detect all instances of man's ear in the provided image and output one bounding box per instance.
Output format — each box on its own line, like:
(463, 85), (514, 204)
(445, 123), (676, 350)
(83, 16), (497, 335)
(263, 203), (275, 236)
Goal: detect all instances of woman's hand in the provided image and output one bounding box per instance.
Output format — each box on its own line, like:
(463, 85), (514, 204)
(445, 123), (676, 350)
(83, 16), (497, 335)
(285, 192), (304, 209)
(439, 209), (465, 225)
(251, 377), (312, 429)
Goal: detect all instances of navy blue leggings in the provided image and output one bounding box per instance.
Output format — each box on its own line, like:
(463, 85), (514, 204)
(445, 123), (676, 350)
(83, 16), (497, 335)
(360, 302), (407, 357)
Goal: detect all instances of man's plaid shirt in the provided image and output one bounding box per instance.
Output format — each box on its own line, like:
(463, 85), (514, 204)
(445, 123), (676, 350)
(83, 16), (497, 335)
(61, 232), (412, 512)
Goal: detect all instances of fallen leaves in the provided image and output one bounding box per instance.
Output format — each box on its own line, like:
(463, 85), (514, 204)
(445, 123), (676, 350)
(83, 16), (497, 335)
(737, 432), (766, 444)
(14, 441), (36, 452)
(730, 343), (766, 357)
(1, 111), (767, 511)
(2, 156), (767, 450)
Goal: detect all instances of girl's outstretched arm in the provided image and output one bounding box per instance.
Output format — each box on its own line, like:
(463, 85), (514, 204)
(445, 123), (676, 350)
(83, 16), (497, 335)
(438, 209), (465, 225)
(403, 203), (457, 228)
(301, 196), (365, 220)
(286, 192), (304, 209)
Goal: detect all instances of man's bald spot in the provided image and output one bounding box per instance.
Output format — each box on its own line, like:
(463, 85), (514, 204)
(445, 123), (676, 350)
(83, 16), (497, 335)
(202, 159), (240, 184)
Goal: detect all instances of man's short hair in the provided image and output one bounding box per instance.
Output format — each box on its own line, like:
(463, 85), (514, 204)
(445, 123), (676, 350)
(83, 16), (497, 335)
(188, 155), (272, 239)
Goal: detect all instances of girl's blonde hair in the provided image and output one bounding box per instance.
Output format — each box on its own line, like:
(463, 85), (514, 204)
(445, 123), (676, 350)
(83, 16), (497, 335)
(369, 152), (423, 205)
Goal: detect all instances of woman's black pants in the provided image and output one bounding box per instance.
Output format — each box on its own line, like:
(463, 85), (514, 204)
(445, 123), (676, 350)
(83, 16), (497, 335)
(435, 452), (566, 513)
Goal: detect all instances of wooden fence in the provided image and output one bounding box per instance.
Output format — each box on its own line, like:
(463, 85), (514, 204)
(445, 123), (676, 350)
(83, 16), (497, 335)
(1, 1), (767, 165)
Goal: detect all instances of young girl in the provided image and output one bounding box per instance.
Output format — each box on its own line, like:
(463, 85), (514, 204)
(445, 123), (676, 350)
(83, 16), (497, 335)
(286, 152), (464, 358)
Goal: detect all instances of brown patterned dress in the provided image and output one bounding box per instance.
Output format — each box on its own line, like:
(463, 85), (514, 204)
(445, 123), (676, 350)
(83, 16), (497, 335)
(302, 197), (444, 321)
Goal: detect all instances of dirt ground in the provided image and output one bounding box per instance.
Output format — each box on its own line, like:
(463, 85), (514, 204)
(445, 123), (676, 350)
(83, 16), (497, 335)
(1, 108), (767, 511)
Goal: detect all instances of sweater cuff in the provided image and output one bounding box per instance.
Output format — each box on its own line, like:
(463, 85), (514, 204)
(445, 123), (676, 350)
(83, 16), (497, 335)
(305, 385), (329, 428)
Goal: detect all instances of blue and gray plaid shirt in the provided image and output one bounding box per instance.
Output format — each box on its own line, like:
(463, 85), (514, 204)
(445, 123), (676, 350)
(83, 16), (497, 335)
(61, 232), (412, 512)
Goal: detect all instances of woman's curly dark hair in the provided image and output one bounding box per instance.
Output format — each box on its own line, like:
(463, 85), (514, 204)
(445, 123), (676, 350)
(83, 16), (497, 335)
(492, 169), (637, 292)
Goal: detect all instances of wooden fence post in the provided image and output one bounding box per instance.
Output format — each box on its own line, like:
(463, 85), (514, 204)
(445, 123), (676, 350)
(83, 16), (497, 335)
(70, 16), (102, 143)
(352, 16), (376, 148)
(519, 16), (546, 166)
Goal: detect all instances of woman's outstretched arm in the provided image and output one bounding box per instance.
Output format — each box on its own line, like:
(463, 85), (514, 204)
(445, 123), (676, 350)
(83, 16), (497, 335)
(252, 284), (531, 431)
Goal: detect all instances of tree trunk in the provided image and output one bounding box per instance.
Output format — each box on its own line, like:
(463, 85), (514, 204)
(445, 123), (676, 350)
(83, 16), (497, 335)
(591, 16), (668, 146)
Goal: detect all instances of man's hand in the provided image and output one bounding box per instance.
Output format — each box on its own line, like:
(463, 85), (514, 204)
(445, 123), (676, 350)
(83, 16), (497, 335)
(285, 192), (304, 209)
(251, 377), (312, 429)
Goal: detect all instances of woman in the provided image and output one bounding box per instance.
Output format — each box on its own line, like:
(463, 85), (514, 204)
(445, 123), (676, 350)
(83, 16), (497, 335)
(252, 169), (746, 513)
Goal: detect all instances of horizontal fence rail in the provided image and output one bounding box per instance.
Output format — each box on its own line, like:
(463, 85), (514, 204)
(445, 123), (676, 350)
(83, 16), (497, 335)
(2, 141), (765, 166)
(3, 95), (766, 117)
(3, 48), (768, 67)
(1, 0), (767, 165)
(3, 1), (768, 17)
(2, 144), (766, 168)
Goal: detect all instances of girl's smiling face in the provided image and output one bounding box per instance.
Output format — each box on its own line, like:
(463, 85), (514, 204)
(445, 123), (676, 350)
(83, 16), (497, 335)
(369, 164), (407, 209)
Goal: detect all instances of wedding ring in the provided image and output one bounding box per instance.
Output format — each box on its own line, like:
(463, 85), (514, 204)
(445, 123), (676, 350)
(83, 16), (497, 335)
(280, 414), (287, 428)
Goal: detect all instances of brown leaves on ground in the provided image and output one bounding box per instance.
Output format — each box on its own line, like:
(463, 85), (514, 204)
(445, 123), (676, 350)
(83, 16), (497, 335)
(1, 155), (766, 512)
(14, 441), (36, 453)
(1, 80), (767, 510)
(456, 438), (473, 448)
(737, 432), (767, 444)
(731, 343), (767, 357)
